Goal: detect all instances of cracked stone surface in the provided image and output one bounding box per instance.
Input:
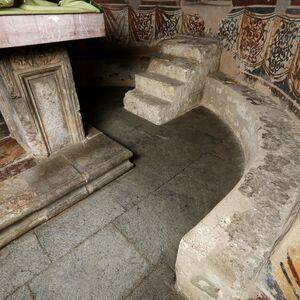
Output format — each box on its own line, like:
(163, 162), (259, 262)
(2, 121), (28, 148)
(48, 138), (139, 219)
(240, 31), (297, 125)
(0, 87), (243, 300)
(175, 75), (300, 299)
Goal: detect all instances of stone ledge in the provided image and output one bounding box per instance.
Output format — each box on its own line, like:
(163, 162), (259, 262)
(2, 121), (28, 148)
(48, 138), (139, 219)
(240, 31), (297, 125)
(175, 74), (300, 299)
(0, 131), (133, 249)
(0, 13), (105, 49)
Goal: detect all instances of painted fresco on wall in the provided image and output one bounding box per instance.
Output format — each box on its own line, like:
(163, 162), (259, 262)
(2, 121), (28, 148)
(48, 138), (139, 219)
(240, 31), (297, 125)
(289, 45), (300, 98)
(257, 215), (300, 300)
(238, 11), (274, 69)
(264, 15), (299, 81)
(102, 4), (205, 44)
(219, 0), (300, 110)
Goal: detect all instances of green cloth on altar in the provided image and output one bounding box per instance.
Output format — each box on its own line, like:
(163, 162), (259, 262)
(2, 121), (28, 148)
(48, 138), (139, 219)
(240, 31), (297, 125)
(0, 0), (99, 14)
(0, 0), (14, 8)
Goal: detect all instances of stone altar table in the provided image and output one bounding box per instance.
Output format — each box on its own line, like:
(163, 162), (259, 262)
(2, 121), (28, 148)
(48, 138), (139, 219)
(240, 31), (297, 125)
(0, 13), (133, 248)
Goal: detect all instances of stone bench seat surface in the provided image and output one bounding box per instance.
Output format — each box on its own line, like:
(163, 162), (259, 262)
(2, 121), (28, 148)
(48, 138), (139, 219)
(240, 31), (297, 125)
(175, 74), (300, 299)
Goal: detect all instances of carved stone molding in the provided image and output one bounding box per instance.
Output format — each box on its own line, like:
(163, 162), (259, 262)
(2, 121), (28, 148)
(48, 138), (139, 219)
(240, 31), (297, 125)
(0, 46), (85, 157)
(0, 61), (21, 99)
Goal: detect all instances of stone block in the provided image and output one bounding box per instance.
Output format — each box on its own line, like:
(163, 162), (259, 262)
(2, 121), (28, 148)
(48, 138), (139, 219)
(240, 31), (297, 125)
(135, 72), (184, 103)
(148, 56), (197, 82)
(0, 131), (133, 249)
(62, 132), (133, 182)
(99, 165), (167, 210)
(34, 188), (125, 261)
(85, 160), (133, 194)
(0, 46), (85, 157)
(0, 232), (50, 299)
(0, 155), (85, 232)
(124, 89), (171, 125)
(124, 36), (221, 125)
(0, 187), (88, 249)
(114, 184), (205, 267)
(29, 224), (151, 300)
(160, 36), (221, 70)
(6, 285), (32, 300)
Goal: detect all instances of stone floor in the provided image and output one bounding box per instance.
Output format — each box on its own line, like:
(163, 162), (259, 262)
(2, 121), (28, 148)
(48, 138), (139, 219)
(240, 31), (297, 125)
(0, 87), (244, 300)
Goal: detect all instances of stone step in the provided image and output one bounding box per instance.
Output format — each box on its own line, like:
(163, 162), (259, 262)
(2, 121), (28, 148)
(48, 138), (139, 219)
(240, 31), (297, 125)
(147, 56), (197, 82)
(135, 72), (184, 102)
(124, 89), (171, 125)
(160, 36), (221, 65)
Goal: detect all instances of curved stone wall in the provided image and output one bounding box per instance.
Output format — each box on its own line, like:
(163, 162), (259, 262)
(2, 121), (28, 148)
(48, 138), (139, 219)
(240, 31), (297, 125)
(175, 74), (300, 299)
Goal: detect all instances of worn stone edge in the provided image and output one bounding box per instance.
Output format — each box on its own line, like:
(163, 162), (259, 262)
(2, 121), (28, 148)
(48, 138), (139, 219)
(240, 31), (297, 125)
(0, 132), (133, 249)
(175, 74), (300, 299)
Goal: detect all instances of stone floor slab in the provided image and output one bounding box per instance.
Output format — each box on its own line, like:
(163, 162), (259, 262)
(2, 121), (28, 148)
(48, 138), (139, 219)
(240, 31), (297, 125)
(6, 285), (32, 300)
(29, 224), (151, 300)
(101, 166), (167, 210)
(0, 232), (50, 299)
(114, 187), (202, 267)
(0, 87), (244, 300)
(34, 189), (125, 261)
(163, 291), (184, 300)
(114, 198), (170, 265)
(125, 264), (176, 300)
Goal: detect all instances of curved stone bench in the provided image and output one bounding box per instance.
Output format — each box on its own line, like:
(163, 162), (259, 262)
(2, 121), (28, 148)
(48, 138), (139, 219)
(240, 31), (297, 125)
(175, 74), (300, 299)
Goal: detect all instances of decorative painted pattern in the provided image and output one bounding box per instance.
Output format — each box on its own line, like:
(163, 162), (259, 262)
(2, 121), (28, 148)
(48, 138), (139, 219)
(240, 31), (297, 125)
(102, 5), (205, 44)
(289, 44), (300, 98)
(219, 2), (300, 110)
(181, 13), (205, 37)
(155, 7), (181, 39)
(238, 11), (274, 69)
(264, 15), (299, 81)
(267, 218), (300, 300)
(128, 6), (155, 42)
(102, 5), (129, 43)
(219, 9), (243, 51)
(232, 0), (276, 6)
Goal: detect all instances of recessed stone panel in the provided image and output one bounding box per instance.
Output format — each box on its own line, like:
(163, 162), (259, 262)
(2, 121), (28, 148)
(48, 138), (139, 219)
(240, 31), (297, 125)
(0, 46), (85, 157)
(25, 72), (71, 153)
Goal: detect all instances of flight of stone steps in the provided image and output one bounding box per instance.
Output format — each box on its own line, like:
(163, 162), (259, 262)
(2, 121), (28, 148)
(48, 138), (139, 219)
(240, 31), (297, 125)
(123, 35), (222, 125)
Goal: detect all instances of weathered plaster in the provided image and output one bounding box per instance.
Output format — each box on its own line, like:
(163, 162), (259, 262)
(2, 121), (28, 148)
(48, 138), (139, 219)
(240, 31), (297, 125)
(175, 74), (300, 299)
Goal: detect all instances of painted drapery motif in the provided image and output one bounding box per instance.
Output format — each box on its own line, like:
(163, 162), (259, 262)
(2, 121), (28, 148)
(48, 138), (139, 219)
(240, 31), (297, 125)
(238, 12), (273, 69)
(289, 45), (300, 98)
(182, 13), (205, 37)
(219, 6), (300, 108)
(102, 5), (205, 44)
(128, 6), (155, 42)
(155, 8), (181, 39)
(103, 5), (129, 43)
(219, 10), (243, 52)
(264, 16), (299, 81)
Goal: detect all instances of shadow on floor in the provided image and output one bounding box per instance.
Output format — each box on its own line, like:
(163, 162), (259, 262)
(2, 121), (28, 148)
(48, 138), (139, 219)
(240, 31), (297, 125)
(0, 87), (244, 300)
(80, 85), (244, 274)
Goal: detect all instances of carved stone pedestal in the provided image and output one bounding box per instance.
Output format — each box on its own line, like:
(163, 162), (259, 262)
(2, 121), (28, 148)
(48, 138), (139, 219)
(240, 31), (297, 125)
(0, 44), (133, 248)
(0, 46), (85, 157)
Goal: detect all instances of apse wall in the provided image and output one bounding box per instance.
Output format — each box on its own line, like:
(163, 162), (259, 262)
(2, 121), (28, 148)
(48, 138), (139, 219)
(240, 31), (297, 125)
(219, 0), (300, 117)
